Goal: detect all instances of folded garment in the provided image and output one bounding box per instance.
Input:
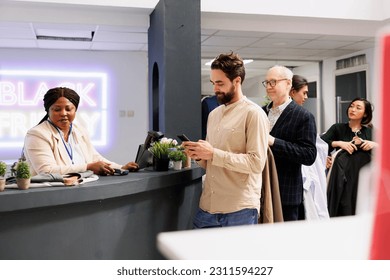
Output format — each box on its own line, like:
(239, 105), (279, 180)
(6, 170), (96, 186)
(31, 173), (64, 183)
(64, 170), (94, 179)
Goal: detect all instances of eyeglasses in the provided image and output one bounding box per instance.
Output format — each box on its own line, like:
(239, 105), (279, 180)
(261, 78), (288, 88)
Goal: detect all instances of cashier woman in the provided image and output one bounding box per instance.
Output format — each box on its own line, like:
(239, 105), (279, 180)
(23, 87), (139, 176)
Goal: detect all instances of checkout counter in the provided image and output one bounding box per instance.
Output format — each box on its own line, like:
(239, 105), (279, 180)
(0, 165), (203, 260)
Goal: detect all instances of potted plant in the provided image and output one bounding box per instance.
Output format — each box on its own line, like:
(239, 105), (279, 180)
(15, 160), (31, 190)
(0, 161), (6, 192)
(149, 137), (178, 171)
(168, 149), (187, 170)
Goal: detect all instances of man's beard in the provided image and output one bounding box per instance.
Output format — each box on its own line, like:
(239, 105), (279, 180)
(215, 84), (235, 105)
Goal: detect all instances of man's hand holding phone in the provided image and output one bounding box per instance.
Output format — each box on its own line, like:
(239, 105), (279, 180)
(177, 134), (190, 142)
(180, 138), (214, 161)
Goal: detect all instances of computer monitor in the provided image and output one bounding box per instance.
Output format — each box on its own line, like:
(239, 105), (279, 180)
(135, 131), (164, 169)
(135, 144), (153, 169)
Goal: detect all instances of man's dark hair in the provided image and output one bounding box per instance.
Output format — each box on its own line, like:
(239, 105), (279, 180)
(211, 52), (245, 84)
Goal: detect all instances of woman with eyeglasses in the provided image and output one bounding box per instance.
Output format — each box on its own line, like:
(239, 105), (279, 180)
(321, 97), (377, 217)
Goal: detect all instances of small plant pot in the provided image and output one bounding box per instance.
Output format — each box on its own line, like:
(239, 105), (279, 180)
(0, 178), (5, 192)
(172, 161), (182, 170)
(153, 157), (170, 171)
(16, 178), (31, 190)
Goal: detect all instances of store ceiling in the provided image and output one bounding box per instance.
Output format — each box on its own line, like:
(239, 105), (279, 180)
(1, 1), (388, 80)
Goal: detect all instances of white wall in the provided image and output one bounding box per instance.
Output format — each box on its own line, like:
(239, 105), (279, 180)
(321, 48), (375, 131)
(242, 76), (264, 106)
(0, 48), (148, 163)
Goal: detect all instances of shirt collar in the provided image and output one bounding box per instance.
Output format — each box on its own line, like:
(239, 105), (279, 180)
(268, 97), (292, 113)
(222, 96), (246, 110)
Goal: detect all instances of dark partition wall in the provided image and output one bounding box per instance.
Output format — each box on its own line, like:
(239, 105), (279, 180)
(148, 0), (201, 141)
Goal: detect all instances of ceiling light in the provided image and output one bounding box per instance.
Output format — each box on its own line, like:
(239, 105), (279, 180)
(205, 59), (214, 66)
(35, 29), (94, 41)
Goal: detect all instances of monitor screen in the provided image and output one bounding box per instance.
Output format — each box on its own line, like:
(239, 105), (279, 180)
(135, 144), (152, 169)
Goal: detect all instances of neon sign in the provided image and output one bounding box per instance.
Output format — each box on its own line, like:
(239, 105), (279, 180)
(0, 70), (108, 149)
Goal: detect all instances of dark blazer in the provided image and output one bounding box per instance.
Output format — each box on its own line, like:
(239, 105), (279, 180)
(201, 95), (220, 140)
(263, 100), (317, 206)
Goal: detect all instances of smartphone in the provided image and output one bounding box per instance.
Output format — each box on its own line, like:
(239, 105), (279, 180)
(114, 168), (129, 175)
(177, 134), (190, 142)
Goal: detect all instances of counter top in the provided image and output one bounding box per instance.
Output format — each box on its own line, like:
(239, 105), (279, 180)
(0, 165), (204, 213)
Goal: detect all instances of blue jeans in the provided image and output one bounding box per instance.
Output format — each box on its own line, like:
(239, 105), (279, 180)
(193, 208), (258, 229)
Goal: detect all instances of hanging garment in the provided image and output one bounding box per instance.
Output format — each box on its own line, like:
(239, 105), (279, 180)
(327, 149), (372, 217)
